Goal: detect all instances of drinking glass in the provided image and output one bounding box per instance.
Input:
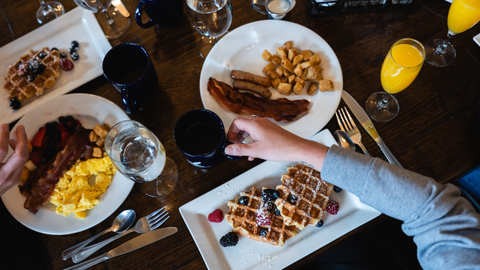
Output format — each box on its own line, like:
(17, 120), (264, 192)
(425, 0), (480, 67)
(365, 38), (425, 122)
(105, 120), (179, 197)
(73, 0), (130, 39)
(37, 0), (65, 24)
(186, 0), (233, 58)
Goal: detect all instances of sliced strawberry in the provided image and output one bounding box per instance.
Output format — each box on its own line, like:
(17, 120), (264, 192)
(61, 132), (71, 147)
(31, 126), (46, 148)
(29, 148), (45, 166)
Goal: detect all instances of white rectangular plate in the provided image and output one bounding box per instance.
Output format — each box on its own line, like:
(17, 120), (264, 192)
(0, 7), (111, 124)
(179, 130), (382, 270)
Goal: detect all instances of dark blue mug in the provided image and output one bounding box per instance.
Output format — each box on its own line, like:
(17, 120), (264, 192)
(174, 109), (239, 168)
(135, 0), (184, 28)
(102, 43), (158, 114)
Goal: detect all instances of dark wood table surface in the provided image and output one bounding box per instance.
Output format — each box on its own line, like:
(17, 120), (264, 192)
(1, 0), (480, 269)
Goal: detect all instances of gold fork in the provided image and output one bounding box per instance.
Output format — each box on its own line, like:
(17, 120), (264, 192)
(335, 107), (371, 156)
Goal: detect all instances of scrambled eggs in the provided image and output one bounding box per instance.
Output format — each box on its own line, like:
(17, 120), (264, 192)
(50, 155), (116, 218)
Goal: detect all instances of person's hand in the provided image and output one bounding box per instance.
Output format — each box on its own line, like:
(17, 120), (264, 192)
(0, 124), (29, 196)
(224, 117), (329, 169)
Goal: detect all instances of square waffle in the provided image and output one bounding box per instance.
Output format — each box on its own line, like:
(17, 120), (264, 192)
(275, 163), (333, 230)
(225, 186), (299, 247)
(4, 47), (60, 101)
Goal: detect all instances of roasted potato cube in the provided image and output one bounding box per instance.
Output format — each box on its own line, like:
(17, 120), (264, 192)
(307, 65), (322, 80)
(278, 83), (292, 95)
(262, 50), (273, 62)
(293, 82), (304, 95)
(282, 58), (294, 73)
(21, 167), (29, 182)
(284, 41), (293, 50)
(271, 78), (282, 89)
(271, 55), (282, 65)
(292, 55), (303, 66)
(263, 62), (276, 75)
(276, 66), (285, 76)
(300, 61), (313, 69)
(288, 49), (296, 61)
(295, 76), (305, 85)
(319, 79), (334, 92)
(288, 74), (296, 84)
(96, 137), (105, 147)
(310, 54), (322, 65)
(308, 83), (318, 95)
(301, 68), (309, 80)
(103, 123), (110, 130)
(294, 64), (303, 77)
(93, 147), (103, 158)
(315, 72), (324, 81)
(27, 140), (33, 154)
(276, 47), (287, 59)
(93, 124), (108, 138)
(280, 76), (288, 83)
(300, 50), (313, 61)
(266, 70), (278, 79)
(89, 131), (99, 142)
(284, 68), (292, 77)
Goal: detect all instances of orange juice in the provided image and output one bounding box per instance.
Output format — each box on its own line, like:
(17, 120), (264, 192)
(381, 43), (424, 94)
(448, 0), (480, 34)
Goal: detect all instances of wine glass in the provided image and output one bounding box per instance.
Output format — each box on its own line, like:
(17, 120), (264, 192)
(105, 120), (179, 198)
(425, 0), (480, 67)
(186, 0), (233, 58)
(74, 0), (130, 39)
(365, 38), (425, 122)
(37, 0), (65, 24)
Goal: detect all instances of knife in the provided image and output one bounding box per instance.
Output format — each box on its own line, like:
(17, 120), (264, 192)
(112, 0), (130, 17)
(341, 90), (403, 168)
(64, 227), (177, 270)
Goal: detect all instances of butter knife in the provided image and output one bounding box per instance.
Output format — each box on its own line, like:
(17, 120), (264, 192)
(341, 90), (403, 168)
(112, 0), (130, 17)
(63, 227), (177, 270)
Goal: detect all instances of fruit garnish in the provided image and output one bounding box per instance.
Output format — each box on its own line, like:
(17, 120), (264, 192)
(71, 40), (79, 48)
(60, 58), (74, 71)
(71, 52), (79, 61)
(326, 200), (339, 215)
(219, 232), (238, 247)
(10, 97), (21, 110)
(60, 51), (67, 58)
(32, 126), (47, 148)
(208, 209), (224, 223)
(17, 63), (29, 76)
(256, 207), (272, 226)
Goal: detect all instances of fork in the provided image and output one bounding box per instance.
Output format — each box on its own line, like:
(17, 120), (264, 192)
(71, 206), (169, 263)
(335, 107), (371, 156)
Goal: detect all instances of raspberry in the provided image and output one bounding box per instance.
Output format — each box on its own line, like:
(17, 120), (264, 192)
(208, 209), (224, 223)
(17, 63), (29, 76)
(326, 200), (339, 215)
(60, 58), (74, 71)
(219, 232), (238, 247)
(256, 207), (272, 226)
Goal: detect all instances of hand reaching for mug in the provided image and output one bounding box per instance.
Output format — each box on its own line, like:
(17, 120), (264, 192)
(0, 124), (29, 196)
(224, 117), (329, 170)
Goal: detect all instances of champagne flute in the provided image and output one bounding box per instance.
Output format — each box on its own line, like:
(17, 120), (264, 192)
(37, 0), (65, 24)
(425, 0), (480, 67)
(186, 0), (233, 58)
(105, 120), (179, 197)
(365, 38), (425, 122)
(73, 0), (130, 40)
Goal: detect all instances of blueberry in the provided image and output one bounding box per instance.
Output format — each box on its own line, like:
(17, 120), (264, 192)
(40, 156), (48, 164)
(274, 208), (281, 216)
(264, 202), (274, 212)
(34, 63), (46, 74)
(316, 220), (324, 228)
(261, 189), (280, 202)
(59, 116), (67, 123)
(71, 40), (79, 48)
(38, 52), (47, 59)
(334, 186), (342, 193)
(27, 74), (37, 82)
(71, 52), (79, 61)
(51, 47), (58, 51)
(9, 98), (21, 110)
(287, 195), (298, 205)
(69, 47), (76, 54)
(238, 196), (249, 206)
(260, 228), (268, 237)
(46, 121), (58, 128)
(65, 116), (74, 122)
(60, 51), (67, 58)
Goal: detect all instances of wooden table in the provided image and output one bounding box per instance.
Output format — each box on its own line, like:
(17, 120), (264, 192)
(1, 0), (480, 269)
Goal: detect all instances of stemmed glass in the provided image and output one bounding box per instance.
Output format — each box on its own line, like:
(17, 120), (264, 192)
(425, 0), (480, 67)
(105, 120), (179, 198)
(365, 38), (425, 122)
(186, 0), (233, 58)
(73, 0), (130, 39)
(37, 0), (65, 24)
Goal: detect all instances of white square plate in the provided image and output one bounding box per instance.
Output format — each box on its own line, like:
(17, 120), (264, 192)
(474, 33), (480, 47)
(0, 7), (111, 124)
(179, 130), (381, 270)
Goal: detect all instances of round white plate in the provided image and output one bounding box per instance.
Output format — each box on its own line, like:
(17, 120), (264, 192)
(1, 94), (134, 235)
(200, 20), (343, 139)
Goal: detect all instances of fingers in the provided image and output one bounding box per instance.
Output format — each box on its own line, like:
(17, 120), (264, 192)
(225, 141), (261, 159)
(2, 125), (29, 172)
(0, 124), (9, 162)
(227, 117), (253, 143)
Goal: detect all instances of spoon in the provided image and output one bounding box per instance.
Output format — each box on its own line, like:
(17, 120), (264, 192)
(334, 130), (356, 151)
(62, 209), (136, 260)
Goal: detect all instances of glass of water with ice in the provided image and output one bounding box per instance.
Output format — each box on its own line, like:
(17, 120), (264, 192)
(105, 120), (178, 197)
(186, 0), (233, 58)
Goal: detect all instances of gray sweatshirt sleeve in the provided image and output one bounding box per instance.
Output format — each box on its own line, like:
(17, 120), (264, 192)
(321, 145), (480, 270)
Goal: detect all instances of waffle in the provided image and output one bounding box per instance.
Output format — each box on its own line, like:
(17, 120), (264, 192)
(275, 163), (333, 230)
(225, 186), (299, 247)
(4, 47), (60, 101)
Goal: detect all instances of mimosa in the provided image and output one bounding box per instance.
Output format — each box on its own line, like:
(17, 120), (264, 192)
(448, 0), (480, 34)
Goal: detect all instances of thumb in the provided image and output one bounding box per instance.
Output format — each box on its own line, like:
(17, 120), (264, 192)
(225, 143), (258, 157)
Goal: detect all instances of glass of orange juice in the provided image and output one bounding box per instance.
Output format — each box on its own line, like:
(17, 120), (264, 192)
(425, 0), (480, 67)
(365, 38), (425, 122)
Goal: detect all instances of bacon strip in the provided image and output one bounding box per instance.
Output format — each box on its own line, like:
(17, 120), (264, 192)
(207, 77), (310, 122)
(19, 129), (94, 214)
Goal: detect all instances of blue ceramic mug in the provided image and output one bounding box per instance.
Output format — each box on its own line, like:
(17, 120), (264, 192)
(102, 43), (158, 114)
(174, 109), (239, 168)
(135, 0), (184, 28)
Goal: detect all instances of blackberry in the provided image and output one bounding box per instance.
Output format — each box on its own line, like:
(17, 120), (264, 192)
(9, 98), (21, 110)
(65, 115), (75, 122)
(219, 232), (238, 247)
(38, 52), (47, 59)
(71, 52), (79, 61)
(28, 60), (40, 73)
(287, 195), (298, 205)
(238, 196), (249, 206)
(261, 189), (280, 202)
(60, 51), (67, 58)
(59, 116), (67, 123)
(316, 220), (324, 228)
(34, 63), (46, 74)
(334, 186), (342, 193)
(260, 228), (267, 237)
(51, 47), (58, 51)
(264, 202), (274, 212)
(71, 40), (79, 48)
(27, 74), (37, 82)
(274, 208), (281, 216)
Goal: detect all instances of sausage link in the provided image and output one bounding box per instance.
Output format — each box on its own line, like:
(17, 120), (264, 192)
(233, 80), (272, 99)
(230, 70), (271, 87)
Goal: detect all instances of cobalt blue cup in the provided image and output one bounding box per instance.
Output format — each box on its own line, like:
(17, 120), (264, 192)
(174, 109), (239, 168)
(135, 0), (184, 28)
(102, 43), (158, 114)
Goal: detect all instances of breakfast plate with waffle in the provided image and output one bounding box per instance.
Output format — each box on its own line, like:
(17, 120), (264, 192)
(0, 7), (111, 124)
(179, 130), (381, 270)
